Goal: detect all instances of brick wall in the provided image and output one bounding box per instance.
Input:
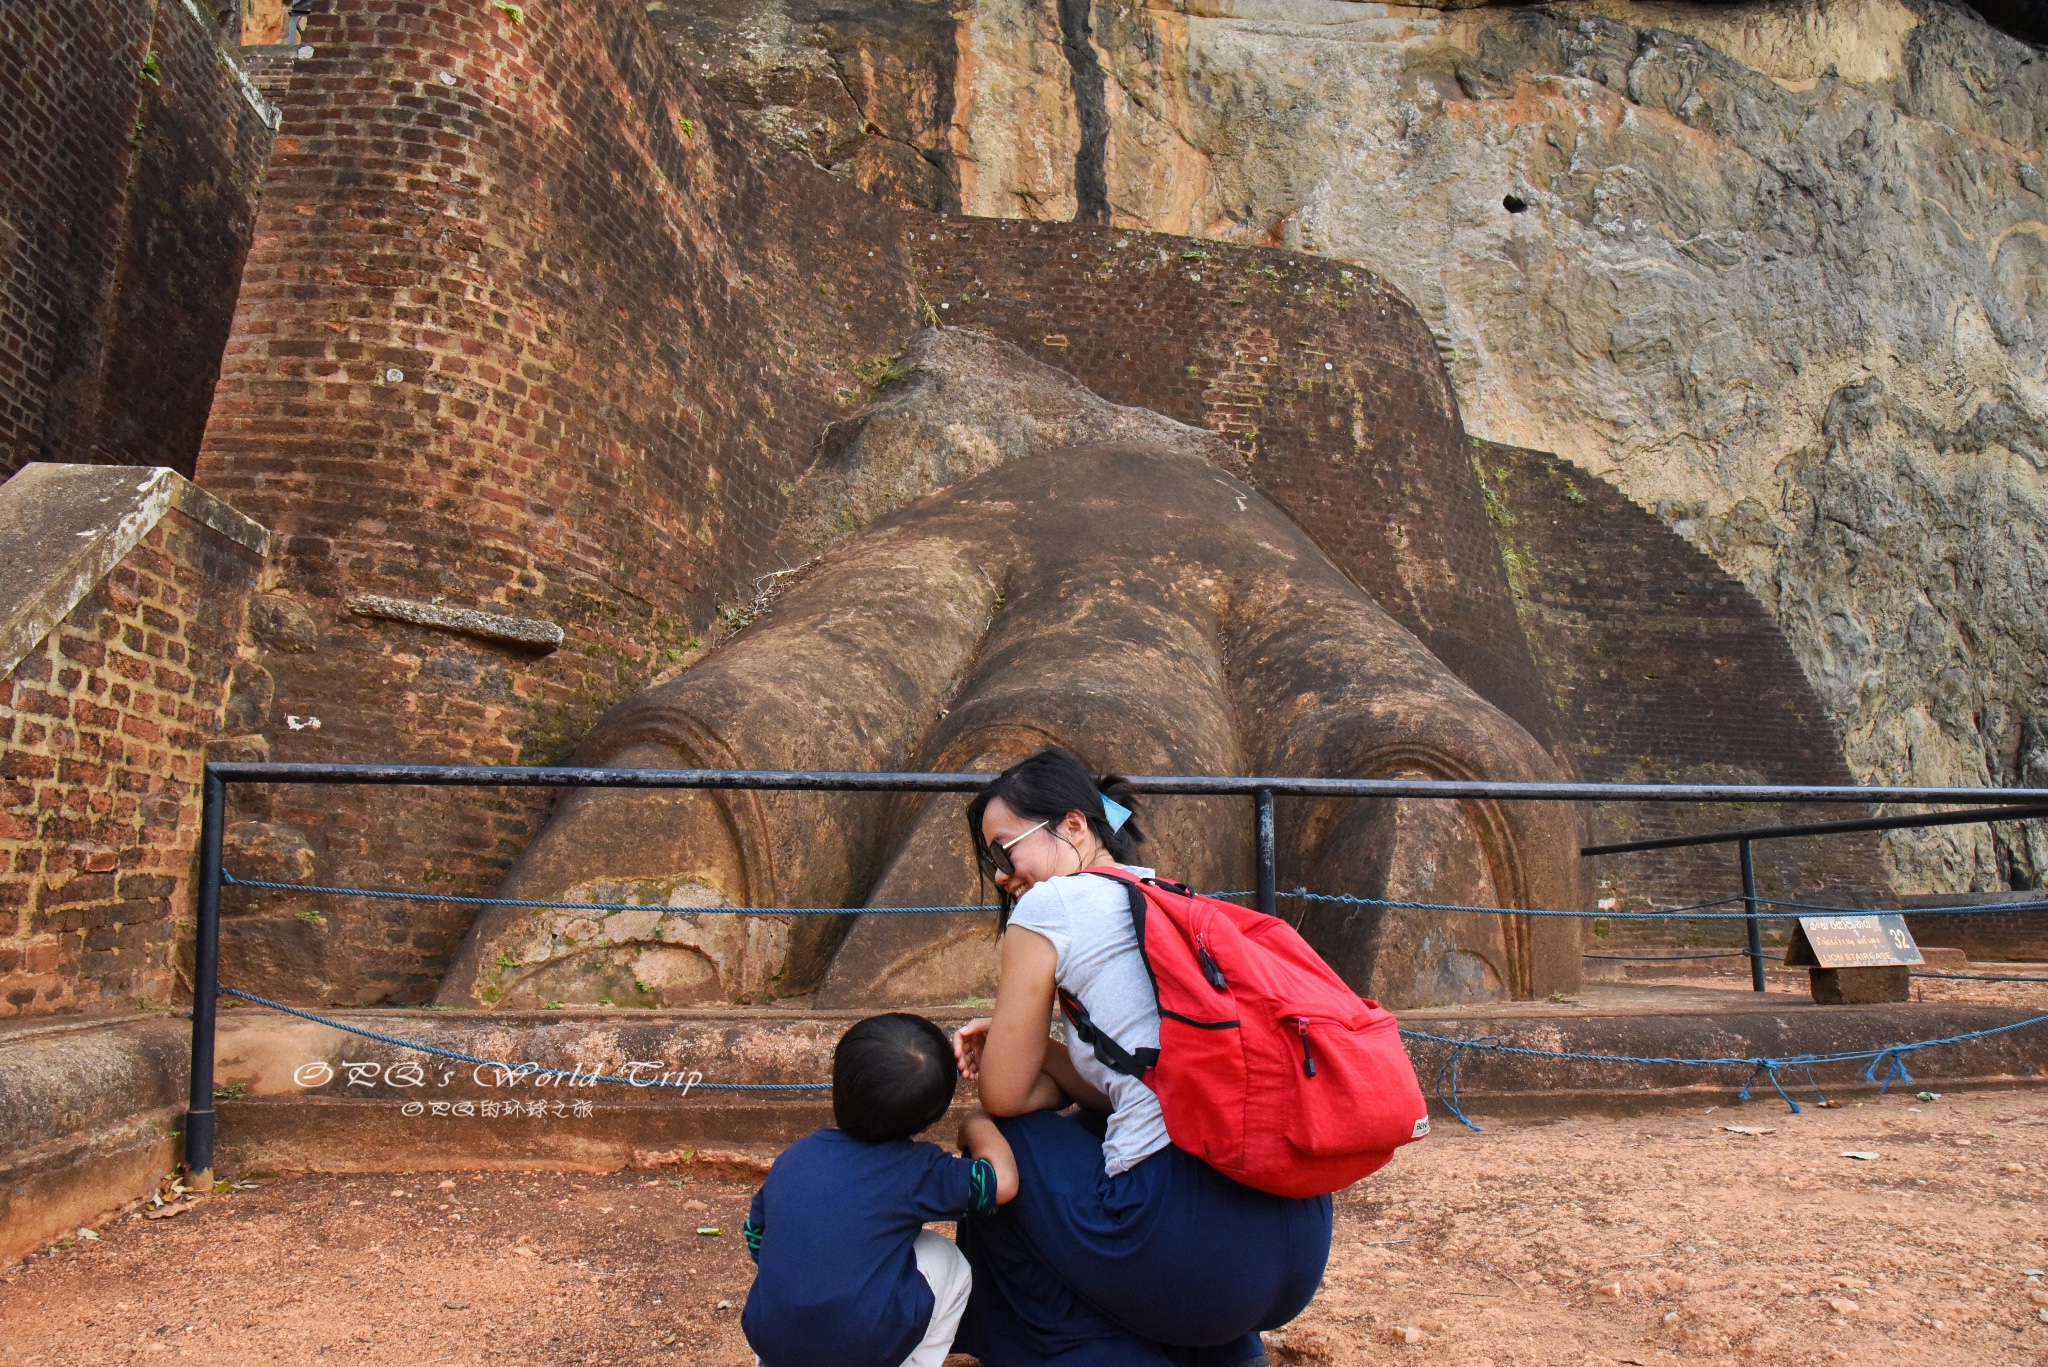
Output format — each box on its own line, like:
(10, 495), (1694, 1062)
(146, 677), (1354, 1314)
(192, 0), (927, 1003)
(0, 0), (141, 473)
(1900, 894), (2048, 962)
(1473, 440), (1891, 949)
(94, 0), (280, 474)
(0, 484), (268, 1019)
(0, 0), (276, 480)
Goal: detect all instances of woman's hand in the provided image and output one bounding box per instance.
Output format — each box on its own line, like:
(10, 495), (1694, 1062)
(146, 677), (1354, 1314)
(954, 1017), (992, 1081)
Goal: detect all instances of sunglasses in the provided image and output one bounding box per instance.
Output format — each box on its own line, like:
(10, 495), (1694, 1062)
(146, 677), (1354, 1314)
(979, 820), (1049, 877)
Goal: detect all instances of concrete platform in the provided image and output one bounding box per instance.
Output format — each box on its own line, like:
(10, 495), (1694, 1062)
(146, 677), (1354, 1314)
(193, 984), (2048, 1173)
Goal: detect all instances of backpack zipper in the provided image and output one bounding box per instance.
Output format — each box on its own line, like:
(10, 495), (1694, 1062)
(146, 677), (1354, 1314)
(1296, 1018), (1317, 1078)
(1195, 932), (1227, 992)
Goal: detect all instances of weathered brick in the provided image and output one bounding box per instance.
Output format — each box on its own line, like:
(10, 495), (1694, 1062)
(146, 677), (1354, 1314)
(115, 873), (176, 900)
(58, 634), (105, 667)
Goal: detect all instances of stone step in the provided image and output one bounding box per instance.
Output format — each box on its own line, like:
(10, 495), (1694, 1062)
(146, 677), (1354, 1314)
(196, 988), (2048, 1172)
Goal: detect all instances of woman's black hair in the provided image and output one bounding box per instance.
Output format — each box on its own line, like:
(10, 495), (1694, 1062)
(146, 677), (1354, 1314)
(966, 745), (1146, 929)
(832, 1013), (958, 1142)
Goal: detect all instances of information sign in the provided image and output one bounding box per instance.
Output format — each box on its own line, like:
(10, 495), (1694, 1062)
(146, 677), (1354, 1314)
(1783, 914), (1924, 969)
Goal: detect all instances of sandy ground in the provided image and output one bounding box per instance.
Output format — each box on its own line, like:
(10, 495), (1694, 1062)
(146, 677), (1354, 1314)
(7, 968), (2047, 1366)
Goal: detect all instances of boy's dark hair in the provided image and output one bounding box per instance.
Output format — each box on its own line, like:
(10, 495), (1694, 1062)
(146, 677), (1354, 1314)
(832, 1013), (958, 1142)
(965, 745), (1145, 929)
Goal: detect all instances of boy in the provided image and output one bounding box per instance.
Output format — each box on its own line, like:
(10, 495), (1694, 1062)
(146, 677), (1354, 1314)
(742, 1012), (1018, 1367)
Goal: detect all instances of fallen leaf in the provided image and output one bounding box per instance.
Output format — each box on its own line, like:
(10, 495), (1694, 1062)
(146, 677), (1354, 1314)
(1840, 1151), (1880, 1161)
(683, 1199), (709, 1212)
(1723, 1126), (1776, 1137)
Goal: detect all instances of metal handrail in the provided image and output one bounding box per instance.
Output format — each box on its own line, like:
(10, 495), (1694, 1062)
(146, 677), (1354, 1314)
(1582, 803), (2048, 857)
(181, 762), (2048, 1178)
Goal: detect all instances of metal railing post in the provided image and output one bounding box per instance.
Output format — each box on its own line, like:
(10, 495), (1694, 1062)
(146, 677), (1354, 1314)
(1741, 837), (1765, 993)
(1255, 787), (1276, 916)
(186, 766), (226, 1182)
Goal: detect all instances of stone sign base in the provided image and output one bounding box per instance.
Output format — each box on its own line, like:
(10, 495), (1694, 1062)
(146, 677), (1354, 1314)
(1809, 965), (1913, 1005)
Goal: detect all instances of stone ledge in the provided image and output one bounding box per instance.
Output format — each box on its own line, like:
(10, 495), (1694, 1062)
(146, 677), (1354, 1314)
(0, 464), (271, 678)
(187, 993), (2048, 1168)
(345, 593), (564, 652)
(0, 1012), (191, 1264)
(0, 1012), (192, 1158)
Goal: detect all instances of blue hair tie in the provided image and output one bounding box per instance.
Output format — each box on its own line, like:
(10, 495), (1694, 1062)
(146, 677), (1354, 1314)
(1100, 795), (1132, 833)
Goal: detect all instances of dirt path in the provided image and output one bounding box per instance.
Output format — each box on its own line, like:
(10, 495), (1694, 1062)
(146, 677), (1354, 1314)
(6, 1082), (2047, 1366)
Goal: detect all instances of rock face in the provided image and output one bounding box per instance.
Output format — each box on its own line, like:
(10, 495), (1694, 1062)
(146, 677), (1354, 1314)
(674, 0), (2048, 893)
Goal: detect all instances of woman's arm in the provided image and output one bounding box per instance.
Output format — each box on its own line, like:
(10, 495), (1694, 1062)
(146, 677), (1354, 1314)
(972, 926), (1060, 1116)
(1039, 1041), (1112, 1114)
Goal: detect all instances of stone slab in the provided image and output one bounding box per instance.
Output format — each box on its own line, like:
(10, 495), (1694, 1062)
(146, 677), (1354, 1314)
(0, 1013), (191, 1263)
(1807, 965), (1913, 1005)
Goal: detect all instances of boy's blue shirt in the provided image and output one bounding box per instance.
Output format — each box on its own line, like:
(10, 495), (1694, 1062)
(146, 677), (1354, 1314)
(741, 1127), (996, 1367)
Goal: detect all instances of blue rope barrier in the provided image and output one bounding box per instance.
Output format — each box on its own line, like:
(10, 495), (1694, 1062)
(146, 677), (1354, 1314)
(1399, 1011), (2048, 1132)
(221, 872), (992, 916)
(222, 871), (2047, 924)
(218, 986), (831, 1092)
(226, 872), (1753, 921)
(1271, 889), (2047, 920)
(1768, 895), (2048, 916)
(1584, 950), (1777, 962)
(1269, 890), (1770, 920)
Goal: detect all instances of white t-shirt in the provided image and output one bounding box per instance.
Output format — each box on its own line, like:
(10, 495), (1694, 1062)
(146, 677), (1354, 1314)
(1007, 865), (1172, 1176)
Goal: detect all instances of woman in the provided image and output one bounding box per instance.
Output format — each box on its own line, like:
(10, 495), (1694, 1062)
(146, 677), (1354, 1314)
(950, 748), (1333, 1367)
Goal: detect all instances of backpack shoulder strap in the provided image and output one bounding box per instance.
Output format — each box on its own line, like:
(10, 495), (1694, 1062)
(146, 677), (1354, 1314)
(1052, 871), (1159, 1080)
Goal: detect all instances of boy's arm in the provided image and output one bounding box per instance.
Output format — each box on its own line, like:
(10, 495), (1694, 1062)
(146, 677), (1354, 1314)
(742, 1186), (764, 1265)
(958, 1108), (1020, 1206)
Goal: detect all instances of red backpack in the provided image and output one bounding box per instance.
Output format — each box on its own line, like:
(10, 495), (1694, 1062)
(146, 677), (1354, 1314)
(1059, 869), (1430, 1197)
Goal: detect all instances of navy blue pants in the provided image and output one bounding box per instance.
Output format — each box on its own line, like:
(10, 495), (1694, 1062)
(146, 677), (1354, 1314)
(954, 1110), (1333, 1367)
